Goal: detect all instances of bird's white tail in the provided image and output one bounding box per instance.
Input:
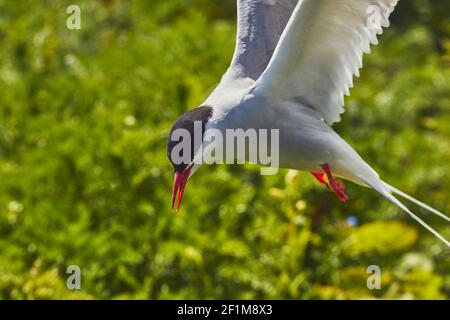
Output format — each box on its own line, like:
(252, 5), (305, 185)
(357, 176), (450, 247)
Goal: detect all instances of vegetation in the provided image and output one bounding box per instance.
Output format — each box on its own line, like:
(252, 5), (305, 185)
(0, 0), (449, 299)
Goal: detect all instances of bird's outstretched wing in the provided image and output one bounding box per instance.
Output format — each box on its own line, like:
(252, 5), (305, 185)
(225, 0), (299, 82)
(253, 0), (399, 125)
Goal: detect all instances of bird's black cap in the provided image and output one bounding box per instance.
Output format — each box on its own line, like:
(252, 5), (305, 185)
(167, 106), (213, 172)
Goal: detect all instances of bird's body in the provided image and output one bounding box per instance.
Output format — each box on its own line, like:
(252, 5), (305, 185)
(167, 0), (450, 246)
(204, 82), (370, 186)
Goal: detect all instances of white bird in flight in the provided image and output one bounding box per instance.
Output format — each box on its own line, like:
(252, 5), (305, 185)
(167, 0), (450, 246)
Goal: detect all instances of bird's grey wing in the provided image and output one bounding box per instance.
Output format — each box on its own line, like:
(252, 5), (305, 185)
(252, 0), (399, 125)
(225, 0), (299, 82)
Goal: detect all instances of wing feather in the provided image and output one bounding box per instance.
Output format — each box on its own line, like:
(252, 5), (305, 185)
(225, 0), (299, 82)
(254, 0), (399, 125)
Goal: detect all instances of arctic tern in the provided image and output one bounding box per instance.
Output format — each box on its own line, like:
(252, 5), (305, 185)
(167, 0), (450, 246)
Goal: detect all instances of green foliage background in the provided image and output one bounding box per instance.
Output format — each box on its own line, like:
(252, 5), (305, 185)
(0, 0), (449, 299)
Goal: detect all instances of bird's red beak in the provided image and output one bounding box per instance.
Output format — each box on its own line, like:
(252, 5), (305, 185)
(171, 166), (192, 212)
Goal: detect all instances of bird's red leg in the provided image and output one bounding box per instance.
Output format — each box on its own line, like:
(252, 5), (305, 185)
(320, 163), (349, 202)
(312, 172), (330, 189)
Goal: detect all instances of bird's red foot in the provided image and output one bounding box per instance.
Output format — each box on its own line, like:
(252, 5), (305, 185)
(312, 172), (330, 189)
(317, 163), (349, 202)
